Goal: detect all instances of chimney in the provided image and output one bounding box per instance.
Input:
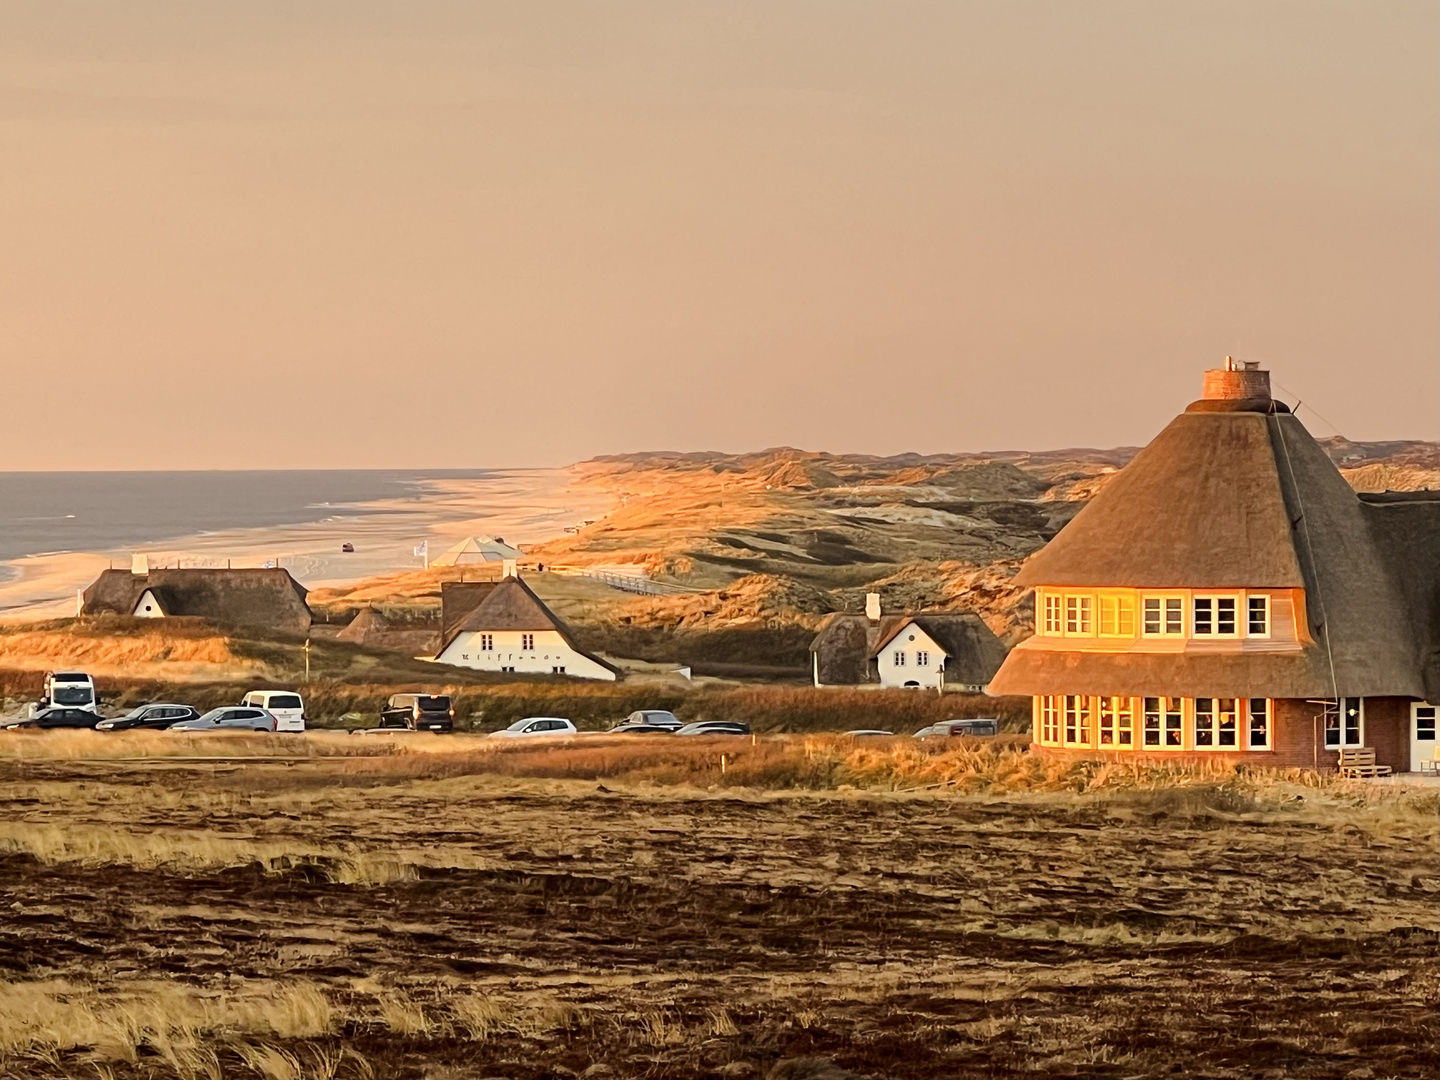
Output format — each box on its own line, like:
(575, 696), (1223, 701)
(865, 592), (881, 621)
(502, 558), (518, 580)
(1201, 356), (1271, 402)
(130, 553), (149, 576)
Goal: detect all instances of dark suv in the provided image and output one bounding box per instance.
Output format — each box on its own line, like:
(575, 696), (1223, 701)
(381, 694), (455, 733)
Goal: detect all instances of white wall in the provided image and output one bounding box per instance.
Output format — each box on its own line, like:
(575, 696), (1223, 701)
(435, 628), (617, 681)
(875, 624), (947, 689)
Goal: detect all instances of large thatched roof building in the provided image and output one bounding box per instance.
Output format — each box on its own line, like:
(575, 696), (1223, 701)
(810, 593), (1008, 691)
(82, 567), (312, 633)
(988, 359), (1439, 771)
(433, 571), (619, 680)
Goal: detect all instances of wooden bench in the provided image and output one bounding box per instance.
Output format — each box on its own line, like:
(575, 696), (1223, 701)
(1337, 747), (1393, 779)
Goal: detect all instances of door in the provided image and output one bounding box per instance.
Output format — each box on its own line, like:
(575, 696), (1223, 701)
(1411, 704), (1437, 772)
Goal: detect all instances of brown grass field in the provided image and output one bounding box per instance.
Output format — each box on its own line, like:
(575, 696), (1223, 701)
(0, 731), (1435, 1080)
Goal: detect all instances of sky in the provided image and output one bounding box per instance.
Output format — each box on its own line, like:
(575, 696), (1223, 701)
(1, 1), (1435, 470)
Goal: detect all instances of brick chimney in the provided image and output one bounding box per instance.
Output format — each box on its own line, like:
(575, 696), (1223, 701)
(1201, 356), (1271, 401)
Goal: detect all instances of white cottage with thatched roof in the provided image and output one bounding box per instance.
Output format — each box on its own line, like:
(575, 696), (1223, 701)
(989, 360), (1439, 772)
(433, 570), (619, 680)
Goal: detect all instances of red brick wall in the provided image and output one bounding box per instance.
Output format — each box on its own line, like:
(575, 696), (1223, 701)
(1031, 696), (1418, 772)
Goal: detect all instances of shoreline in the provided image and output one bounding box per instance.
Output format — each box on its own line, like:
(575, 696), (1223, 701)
(0, 468), (617, 624)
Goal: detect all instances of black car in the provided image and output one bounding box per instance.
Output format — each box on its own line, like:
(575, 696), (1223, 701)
(95, 704), (202, 732)
(4, 708), (102, 730)
(605, 723), (676, 736)
(617, 710), (684, 732)
(380, 694), (455, 732)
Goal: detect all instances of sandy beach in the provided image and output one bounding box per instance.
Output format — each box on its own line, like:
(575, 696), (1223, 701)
(0, 468), (616, 623)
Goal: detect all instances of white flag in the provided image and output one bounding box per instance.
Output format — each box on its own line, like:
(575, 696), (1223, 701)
(413, 541), (428, 557)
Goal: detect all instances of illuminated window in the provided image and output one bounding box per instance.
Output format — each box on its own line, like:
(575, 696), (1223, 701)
(1323, 698), (1363, 748)
(1064, 596), (1093, 635)
(1039, 696), (1060, 743)
(1248, 596), (1270, 637)
(1142, 597), (1184, 636)
(1248, 699), (1270, 750)
(1043, 594), (1063, 635)
(1064, 695), (1092, 746)
(1099, 697), (1133, 746)
(1098, 596), (1135, 636)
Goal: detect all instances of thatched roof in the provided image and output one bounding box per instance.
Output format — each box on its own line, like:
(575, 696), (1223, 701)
(992, 393), (1439, 701)
(436, 577), (621, 676)
(82, 568), (312, 632)
(441, 582), (498, 638)
(336, 607), (442, 656)
(810, 612), (1007, 686)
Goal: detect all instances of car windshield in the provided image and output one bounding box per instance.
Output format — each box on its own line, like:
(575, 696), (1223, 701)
(195, 709), (231, 723)
(418, 696), (450, 710)
(267, 695), (303, 710)
(52, 687), (93, 705)
(641, 711), (677, 722)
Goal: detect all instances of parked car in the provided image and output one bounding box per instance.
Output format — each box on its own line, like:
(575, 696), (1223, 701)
(619, 710), (684, 731)
(381, 693), (454, 733)
(843, 729), (896, 737)
(169, 707), (278, 733)
(913, 718), (1000, 739)
(3, 707), (103, 730)
(675, 721), (751, 736)
(606, 723), (675, 735)
(488, 717), (578, 738)
(240, 691), (305, 732)
(95, 704), (202, 732)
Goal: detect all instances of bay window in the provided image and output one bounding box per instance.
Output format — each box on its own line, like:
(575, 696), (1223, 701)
(1064, 595), (1093, 635)
(1247, 595), (1270, 636)
(1142, 597), (1184, 636)
(1043, 594), (1063, 635)
(1098, 596), (1135, 637)
(1194, 597), (1238, 637)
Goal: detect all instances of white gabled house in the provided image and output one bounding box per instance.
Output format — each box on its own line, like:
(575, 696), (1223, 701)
(432, 570), (619, 681)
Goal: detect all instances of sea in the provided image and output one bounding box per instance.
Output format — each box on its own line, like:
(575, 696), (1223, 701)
(0, 470), (492, 564)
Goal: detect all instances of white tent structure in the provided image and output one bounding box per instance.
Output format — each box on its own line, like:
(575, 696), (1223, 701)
(431, 535), (524, 566)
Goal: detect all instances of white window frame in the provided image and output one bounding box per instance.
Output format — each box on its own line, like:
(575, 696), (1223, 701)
(1193, 595), (1240, 638)
(893, 650), (906, 667)
(1246, 595), (1271, 638)
(1098, 696), (1133, 747)
(1097, 595), (1135, 637)
(1063, 695), (1092, 747)
(1323, 698), (1364, 749)
(1039, 696), (1060, 744)
(1193, 697), (1240, 750)
(916, 649), (929, 668)
(1064, 595), (1094, 636)
(1141, 595), (1185, 637)
(1042, 593), (1063, 635)
(1143, 696), (1185, 748)
(1247, 698), (1271, 750)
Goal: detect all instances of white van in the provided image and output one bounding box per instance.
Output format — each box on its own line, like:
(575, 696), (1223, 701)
(29, 671), (98, 718)
(241, 690), (306, 732)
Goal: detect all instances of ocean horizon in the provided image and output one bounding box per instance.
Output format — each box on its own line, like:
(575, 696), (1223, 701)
(0, 469), (494, 563)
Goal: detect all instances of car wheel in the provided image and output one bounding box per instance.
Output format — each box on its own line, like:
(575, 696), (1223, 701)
(253, 727), (270, 733)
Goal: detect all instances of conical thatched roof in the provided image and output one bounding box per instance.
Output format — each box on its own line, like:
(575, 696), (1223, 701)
(431, 536), (523, 566)
(991, 391), (1439, 702)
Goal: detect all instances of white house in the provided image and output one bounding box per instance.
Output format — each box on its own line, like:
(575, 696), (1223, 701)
(809, 593), (1008, 691)
(432, 571), (619, 680)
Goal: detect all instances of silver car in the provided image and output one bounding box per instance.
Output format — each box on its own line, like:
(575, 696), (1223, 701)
(168, 706), (278, 733)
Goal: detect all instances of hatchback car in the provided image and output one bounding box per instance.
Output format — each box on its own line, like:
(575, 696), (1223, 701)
(675, 721), (751, 736)
(95, 704), (202, 732)
(3, 708), (103, 730)
(169, 707), (278, 733)
(488, 717), (577, 738)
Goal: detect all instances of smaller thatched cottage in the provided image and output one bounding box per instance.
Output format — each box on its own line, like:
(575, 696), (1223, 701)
(336, 608), (443, 656)
(82, 567), (312, 632)
(433, 569), (620, 680)
(810, 593), (1008, 691)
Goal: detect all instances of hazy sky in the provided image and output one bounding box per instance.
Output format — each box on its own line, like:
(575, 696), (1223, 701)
(2, 2), (1435, 470)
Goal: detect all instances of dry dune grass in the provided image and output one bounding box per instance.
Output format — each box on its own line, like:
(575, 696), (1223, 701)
(0, 624), (263, 678)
